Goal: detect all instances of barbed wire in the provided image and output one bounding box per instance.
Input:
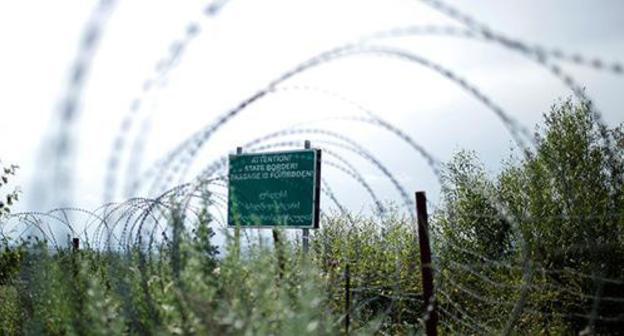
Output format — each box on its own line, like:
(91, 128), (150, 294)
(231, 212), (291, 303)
(6, 0), (624, 334)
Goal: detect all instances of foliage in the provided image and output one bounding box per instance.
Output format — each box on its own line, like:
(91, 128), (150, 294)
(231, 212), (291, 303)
(0, 160), (24, 334)
(0, 159), (21, 286)
(0, 160), (19, 218)
(0, 199), (423, 335)
(1, 98), (624, 335)
(435, 97), (624, 334)
(311, 208), (422, 334)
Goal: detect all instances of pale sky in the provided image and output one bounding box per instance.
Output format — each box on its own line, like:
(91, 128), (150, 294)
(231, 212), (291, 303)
(1, 0), (623, 217)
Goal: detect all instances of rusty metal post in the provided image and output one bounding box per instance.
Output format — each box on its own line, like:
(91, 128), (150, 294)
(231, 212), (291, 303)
(416, 191), (437, 336)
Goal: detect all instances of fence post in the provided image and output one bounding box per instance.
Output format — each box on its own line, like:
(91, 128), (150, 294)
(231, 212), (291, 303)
(302, 140), (311, 254)
(234, 147), (243, 259)
(345, 261), (351, 334)
(416, 191), (437, 336)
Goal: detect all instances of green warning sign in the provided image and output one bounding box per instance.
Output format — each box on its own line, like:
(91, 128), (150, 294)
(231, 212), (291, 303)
(227, 149), (321, 228)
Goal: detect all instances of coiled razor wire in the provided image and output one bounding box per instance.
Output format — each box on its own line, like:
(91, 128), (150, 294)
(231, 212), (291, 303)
(13, 0), (624, 334)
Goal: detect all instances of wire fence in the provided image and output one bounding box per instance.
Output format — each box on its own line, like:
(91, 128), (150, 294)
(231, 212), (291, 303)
(2, 0), (624, 334)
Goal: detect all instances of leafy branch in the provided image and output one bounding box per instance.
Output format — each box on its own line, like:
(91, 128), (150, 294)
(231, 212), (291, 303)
(0, 160), (20, 218)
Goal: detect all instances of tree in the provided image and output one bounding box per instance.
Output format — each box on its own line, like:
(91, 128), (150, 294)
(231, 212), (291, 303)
(0, 159), (22, 284)
(0, 160), (22, 334)
(435, 98), (624, 334)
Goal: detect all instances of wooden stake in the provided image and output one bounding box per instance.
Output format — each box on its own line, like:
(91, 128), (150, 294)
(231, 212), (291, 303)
(416, 191), (437, 336)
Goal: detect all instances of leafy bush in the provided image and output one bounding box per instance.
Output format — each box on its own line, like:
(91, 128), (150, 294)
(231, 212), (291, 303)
(1, 98), (623, 335)
(435, 98), (624, 334)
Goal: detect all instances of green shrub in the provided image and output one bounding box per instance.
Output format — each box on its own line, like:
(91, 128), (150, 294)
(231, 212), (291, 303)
(435, 98), (624, 334)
